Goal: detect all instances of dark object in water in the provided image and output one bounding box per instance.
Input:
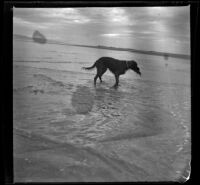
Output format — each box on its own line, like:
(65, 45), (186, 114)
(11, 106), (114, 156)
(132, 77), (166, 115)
(82, 57), (141, 88)
(164, 54), (169, 60)
(32, 30), (47, 44)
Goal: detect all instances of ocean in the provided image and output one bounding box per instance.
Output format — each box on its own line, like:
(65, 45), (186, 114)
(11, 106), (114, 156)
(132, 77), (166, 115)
(13, 36), (191, 182)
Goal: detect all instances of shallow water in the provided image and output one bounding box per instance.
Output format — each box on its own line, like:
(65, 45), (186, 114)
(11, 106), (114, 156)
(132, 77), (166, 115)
(13, 38), (191, 182)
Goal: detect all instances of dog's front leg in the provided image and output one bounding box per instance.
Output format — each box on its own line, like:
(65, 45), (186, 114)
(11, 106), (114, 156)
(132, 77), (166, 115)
(113, 74), (119, 88)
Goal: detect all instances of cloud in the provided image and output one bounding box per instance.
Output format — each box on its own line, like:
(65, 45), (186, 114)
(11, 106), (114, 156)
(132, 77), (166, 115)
(77, 7), (133, 25)
(13, 6), (190, 46)
(100, 8), (132, 25)
(13, 17), (52, 29)
(13, 8), (90, 26)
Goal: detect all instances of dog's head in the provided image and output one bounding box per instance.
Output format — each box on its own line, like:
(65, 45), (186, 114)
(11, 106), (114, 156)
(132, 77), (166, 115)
(129, 60), (141, 76)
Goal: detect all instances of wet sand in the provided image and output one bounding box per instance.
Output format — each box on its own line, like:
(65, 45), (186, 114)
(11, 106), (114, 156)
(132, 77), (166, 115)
(14, 128), (190, 182)
(13, 64), (191, 182)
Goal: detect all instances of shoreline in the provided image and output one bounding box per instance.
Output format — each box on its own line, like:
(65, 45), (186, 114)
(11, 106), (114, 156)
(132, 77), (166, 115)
(13, 34), (190, 60)
(69, 44), (190, 60)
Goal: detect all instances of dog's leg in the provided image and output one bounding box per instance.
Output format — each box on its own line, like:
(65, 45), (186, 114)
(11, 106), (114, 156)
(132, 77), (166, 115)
(99, 76), (103, 83)
(97, 66), (107, 84)
(113, 74), (119, 88)
(94, 74), (98, 86)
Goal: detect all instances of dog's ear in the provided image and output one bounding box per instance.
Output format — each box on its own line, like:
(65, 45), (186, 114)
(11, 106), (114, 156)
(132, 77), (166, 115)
(132, 60), (138, 66)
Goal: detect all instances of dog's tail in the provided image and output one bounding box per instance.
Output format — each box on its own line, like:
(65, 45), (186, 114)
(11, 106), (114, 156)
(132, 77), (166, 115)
(82, 62), (96, 70)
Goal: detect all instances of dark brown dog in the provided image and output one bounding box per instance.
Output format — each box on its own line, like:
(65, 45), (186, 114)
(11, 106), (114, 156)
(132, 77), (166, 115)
(82, 57), (141, 88)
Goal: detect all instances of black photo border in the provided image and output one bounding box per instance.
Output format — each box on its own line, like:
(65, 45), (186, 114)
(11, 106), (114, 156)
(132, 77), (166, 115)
(2, 0), (199, 184)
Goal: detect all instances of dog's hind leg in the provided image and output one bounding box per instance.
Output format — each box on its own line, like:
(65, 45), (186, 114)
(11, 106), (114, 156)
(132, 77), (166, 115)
(97, 67), (107, 84)
(99, 67), (107, 83)
(94, 74), (98, 86)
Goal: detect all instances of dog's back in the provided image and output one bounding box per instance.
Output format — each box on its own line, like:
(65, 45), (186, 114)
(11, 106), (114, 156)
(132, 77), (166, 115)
(98, 57), (128, 74)
(82, 57), (119, 71)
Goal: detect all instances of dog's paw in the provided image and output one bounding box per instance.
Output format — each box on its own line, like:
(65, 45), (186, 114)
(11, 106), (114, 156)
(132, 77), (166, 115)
(111, 85), (119, 89)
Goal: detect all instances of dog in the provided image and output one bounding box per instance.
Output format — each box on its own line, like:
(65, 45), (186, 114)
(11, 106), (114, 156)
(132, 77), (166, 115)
(82, 57), (141, 88)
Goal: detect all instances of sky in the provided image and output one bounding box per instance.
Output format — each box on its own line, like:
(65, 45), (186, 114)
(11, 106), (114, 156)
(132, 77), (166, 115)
(13, 6), (190, 54)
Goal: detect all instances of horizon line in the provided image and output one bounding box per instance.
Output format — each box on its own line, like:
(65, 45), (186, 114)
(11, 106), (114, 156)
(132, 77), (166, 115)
(13, 34), (190, 60)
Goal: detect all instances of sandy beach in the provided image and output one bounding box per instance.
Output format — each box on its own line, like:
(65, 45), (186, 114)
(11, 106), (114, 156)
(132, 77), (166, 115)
(13, 36), (191, 182)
